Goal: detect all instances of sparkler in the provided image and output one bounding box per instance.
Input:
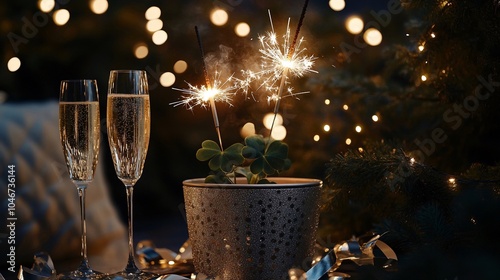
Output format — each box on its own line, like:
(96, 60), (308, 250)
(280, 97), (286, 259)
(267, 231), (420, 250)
(170, 26), (239, 151)
(241, 0), (316, 140)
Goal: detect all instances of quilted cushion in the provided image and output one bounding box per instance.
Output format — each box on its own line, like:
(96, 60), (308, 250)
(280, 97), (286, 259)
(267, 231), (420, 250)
(0, 101), (127, 272)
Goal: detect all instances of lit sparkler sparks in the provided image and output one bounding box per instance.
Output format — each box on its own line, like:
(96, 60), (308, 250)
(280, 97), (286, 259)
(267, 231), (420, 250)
(170, 71), (238, 110)
(239, 8), (317, 102)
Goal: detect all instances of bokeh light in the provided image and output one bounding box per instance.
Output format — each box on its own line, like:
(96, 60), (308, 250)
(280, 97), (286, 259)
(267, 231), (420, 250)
(324, 99), (330, 105)
(235, 22), (250, 37)
(363, 28), (382, 46)
(53, 9), (70, 26)
(90, 0), (108, 15)
(7, 57), (21, 72)
(173, 60), (188, 74)
(372, 115), (379, 122)
(263, 113), (283, 130)
(134, 43), (148, 59)
(240, 122), (256, 138)
(343, 104), (349, 110)
(38, 0), (55, 12)
(160, 72), (176, 87)
(313, 135), (320, 142)
(271, 125), (287, 140)
(345, 16), (364, 34)
(421, 74), (427, 81)
(323, 124), (331, 132)
(345, 138), (352, 145)
(329, 0), (346, 11)
(152, 30), (168, 45)
(145, 6), (161, 20)
(355, 125), (362, 133)
(210, 9), (228, 26)
(146, 19), (163, 32)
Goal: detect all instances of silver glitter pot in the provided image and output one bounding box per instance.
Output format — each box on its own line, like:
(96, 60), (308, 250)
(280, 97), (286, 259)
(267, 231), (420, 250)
(183, 177), (322, 280)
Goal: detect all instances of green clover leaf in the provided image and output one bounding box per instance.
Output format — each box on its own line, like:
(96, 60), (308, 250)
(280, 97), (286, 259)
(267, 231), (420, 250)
(242, 135), (290, 176)
(196, 140), (245, 172)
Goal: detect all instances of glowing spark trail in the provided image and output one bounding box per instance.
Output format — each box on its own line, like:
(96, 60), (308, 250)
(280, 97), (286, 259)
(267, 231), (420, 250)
(243, 0), (315, 141)
(170, 26), (238, 150)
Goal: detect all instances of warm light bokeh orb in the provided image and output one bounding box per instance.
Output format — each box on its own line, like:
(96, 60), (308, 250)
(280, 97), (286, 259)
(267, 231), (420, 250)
(173, 60), (188, 74)
(7, 57), (21, 72)
(241, 122), (256, 138)
(160, 72), (176, 87)
(324, 99), (331, 105)
(323, 124), (331, 132)
(372, 115), (379, 122)
(421, 75), (427, 81)
(146, 19), (163, 32)
(345, 16), (364, 34)
(271, 125), (287, 140)
(211, 9), (228, 26)
(263, 113), (283, 130)
(355, 125), (362, 133)
(152, 30), (168, 45)
(145, 6), (161, 20)
(134, 43), (148, 59)
(363, 28), (383, 46)
(39, 0), (55, 12)
(313, 135), (320, 142)
(329, 0), (346, 11)
(345, 138), (352, 145)
(53, 9), (70, 26)
(235, 22), (250, 37)
(343, 104), (349, 110)
(90, 0), (108, 15)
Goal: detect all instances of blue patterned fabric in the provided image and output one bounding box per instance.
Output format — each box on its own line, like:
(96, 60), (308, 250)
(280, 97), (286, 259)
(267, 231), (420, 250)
(0, 101), (126, 270)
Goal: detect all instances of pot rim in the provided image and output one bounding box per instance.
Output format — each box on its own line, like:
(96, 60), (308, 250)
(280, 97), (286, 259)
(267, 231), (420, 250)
(183, 177), (322, 189)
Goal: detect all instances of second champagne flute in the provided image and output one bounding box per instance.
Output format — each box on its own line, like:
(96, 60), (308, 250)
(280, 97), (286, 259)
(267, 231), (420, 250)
(106, 70), (155, 279)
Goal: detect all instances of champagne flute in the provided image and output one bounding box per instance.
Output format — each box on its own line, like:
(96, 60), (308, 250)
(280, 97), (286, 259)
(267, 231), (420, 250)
(59, 80), (103, 279)
(106, 70), (155, 279)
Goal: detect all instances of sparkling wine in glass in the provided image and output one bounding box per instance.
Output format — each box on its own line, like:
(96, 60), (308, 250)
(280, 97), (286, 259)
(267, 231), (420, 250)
(59, 80), (103, 279)
(106, 70), (155, 279)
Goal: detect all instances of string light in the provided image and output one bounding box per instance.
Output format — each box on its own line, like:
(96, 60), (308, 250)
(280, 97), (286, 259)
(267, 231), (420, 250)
(235, 22), (250, 37)
(363, 28), (383, 46)
(343, 104), (349, 110)
(152, 30), (168, 45)
(430, 32), (436, 38)
(145, 6), (161, 20)
(240, 122), (256, 138)
(410, 157), (415, 164)
(313, 135), (320, 141)
(90, 0), (108, 14)
(329, 0), (346, 12)
(211, 9), (228, 26)
(421, 75), (427, 82)
(345, 138), (352, 145)
(160, 72), (176, 87)
(173, 60), (188, 74)
(323, 124), (331, 132)
(39, 0), (55, 12)
(345, 16), (364, 35)
(7, 57), (21, 72)
(358, 147), (364, 153)
(418, 45), (425, 52)
(134, 43), (148, 59)
(372, 115), (379, 122)
(53, 9), (70, 26)
(324, 99), (330, 105)
(355, 125), (362, 133)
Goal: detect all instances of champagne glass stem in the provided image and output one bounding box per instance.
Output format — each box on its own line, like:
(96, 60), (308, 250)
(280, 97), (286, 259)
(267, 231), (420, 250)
(125, 184), (140, 273)
(77, 184), (92, 272)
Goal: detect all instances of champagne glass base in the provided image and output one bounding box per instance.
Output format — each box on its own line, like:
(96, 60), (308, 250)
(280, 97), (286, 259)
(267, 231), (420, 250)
(105, 270), (159, 280)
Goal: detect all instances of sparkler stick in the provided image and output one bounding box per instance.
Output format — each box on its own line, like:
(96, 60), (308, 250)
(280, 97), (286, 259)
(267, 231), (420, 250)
(268, 0), (310, 141)
(195, 26), (224, 151)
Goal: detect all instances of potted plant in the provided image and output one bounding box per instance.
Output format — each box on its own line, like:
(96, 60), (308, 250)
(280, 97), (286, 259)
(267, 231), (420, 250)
(173, 4), (321, 278)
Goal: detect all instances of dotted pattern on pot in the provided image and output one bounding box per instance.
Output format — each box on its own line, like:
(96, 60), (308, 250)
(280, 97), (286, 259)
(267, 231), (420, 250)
(183, 184), (321, 280)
